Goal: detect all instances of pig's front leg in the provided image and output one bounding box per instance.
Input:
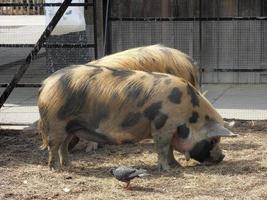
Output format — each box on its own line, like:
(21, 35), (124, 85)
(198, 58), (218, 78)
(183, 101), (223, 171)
(152, 123), (180, 171)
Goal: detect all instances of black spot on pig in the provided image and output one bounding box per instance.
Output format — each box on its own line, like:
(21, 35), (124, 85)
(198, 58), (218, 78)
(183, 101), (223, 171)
(164, 79), (172, 85)
(176, 124), (190, 139)
(121, 112), (141, 128)
(58, 73), (88, 119)
(153, 79), (161, 87)
(108, 67), (135, 78)
(90, 68), (103, 77)
(154, 112), (168, 129)
(136, 91), (152, 107)
(87, 102), (110, 129)
(187, 84), (199, 107)
(111, 92), (119, 101)
(125, 82), (144, 99)
(166, 67), (175, 75)
(143, 102), (162, 120)
(189, 111), (199, 123)
(168, 87), (182, 104)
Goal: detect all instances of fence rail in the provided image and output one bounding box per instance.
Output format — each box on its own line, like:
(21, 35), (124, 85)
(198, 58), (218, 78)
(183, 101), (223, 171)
(0, 1), (92, 15)
(0, 0), (44, 15)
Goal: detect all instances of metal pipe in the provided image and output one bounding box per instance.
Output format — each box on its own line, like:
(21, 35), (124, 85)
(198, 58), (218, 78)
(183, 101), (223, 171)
(199, 0), (202, 86)
(108, 16), (267, 21)
(93, 0), (98, 59)
(0, 83), (41, 88)
(103, 0), (110, 54)
(0, 3), (92, 7)
(0, 43), (96, 48)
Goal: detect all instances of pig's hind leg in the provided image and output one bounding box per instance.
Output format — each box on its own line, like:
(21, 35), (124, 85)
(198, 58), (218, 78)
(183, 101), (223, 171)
(47, 130), (67, 170)
(59, 134), (74, 167)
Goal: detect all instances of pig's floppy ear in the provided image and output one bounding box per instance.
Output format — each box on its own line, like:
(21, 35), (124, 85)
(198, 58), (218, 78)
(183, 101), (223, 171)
(206, 121), (238, 138)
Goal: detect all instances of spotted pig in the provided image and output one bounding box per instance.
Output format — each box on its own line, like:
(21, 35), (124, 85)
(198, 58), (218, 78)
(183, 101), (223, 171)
(89, 44), (201, 90)
(68, 44), (201, 151)
(38, 65), (236, 171)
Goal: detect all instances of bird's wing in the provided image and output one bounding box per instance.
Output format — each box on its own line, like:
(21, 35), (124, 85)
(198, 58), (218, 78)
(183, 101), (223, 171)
(113, 166), (137, 180)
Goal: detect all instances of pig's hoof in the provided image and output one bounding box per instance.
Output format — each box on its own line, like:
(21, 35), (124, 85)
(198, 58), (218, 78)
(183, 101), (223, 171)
(85, 142), (99, 153)
(169, 159), (181, 168)
(48, 162), (59, 171)
(60, 160), (70, 167)
(60, 163), (72, 171)
(49, 165), (57, 171)
(158, 163), (171, 172)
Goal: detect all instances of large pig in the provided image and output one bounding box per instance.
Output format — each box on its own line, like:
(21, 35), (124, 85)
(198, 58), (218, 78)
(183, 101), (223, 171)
(90, 44), (200, 90)
(38, 65), (236, 171)
(68, 44), (201, 151)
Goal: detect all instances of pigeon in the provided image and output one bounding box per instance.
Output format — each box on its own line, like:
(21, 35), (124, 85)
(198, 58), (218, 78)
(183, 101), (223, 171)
(109, 166), (150, 189)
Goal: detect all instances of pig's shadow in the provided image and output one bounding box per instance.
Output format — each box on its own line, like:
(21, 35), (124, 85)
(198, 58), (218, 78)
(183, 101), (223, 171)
(69, 157), (265, 179)
(182, 158), (265, 176)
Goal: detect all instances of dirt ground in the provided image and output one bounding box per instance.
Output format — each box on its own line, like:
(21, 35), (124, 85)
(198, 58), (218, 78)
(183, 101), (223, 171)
(0, 121), (266, 200)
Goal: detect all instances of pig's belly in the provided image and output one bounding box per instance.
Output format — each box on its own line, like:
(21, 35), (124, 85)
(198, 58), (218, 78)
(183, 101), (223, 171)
(102, 124), (152, 144)
(73, 120), (152, 145)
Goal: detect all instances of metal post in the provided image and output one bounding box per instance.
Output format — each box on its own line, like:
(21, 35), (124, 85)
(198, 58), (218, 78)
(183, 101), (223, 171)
(93, 0), (98, 59)
(105, 0), (112, 55)
(216, 0), (220, 82)
(199, 0), (203, 85)
(95, 0), (104, 58)
(0, 0), (73, 109)
(260, 0), (264, 64)
(103, 0), (110, 54)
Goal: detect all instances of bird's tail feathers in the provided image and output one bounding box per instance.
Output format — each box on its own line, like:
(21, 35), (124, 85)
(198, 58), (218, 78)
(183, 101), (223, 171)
(138, 173), (150, 178)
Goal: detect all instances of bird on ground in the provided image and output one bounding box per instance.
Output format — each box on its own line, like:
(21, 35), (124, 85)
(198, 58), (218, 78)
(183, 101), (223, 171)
(109, 166), (150, 189)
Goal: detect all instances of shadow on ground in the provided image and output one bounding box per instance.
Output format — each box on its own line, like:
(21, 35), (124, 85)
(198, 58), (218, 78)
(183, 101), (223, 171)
(1, 128), (266, 180)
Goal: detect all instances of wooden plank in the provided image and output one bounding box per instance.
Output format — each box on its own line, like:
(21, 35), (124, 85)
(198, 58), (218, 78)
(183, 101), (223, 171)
(161, 0), (169, 17)
(218, 0), (238, 17)
(239, 0), (261, 16)
(201, 0), (217, 17)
